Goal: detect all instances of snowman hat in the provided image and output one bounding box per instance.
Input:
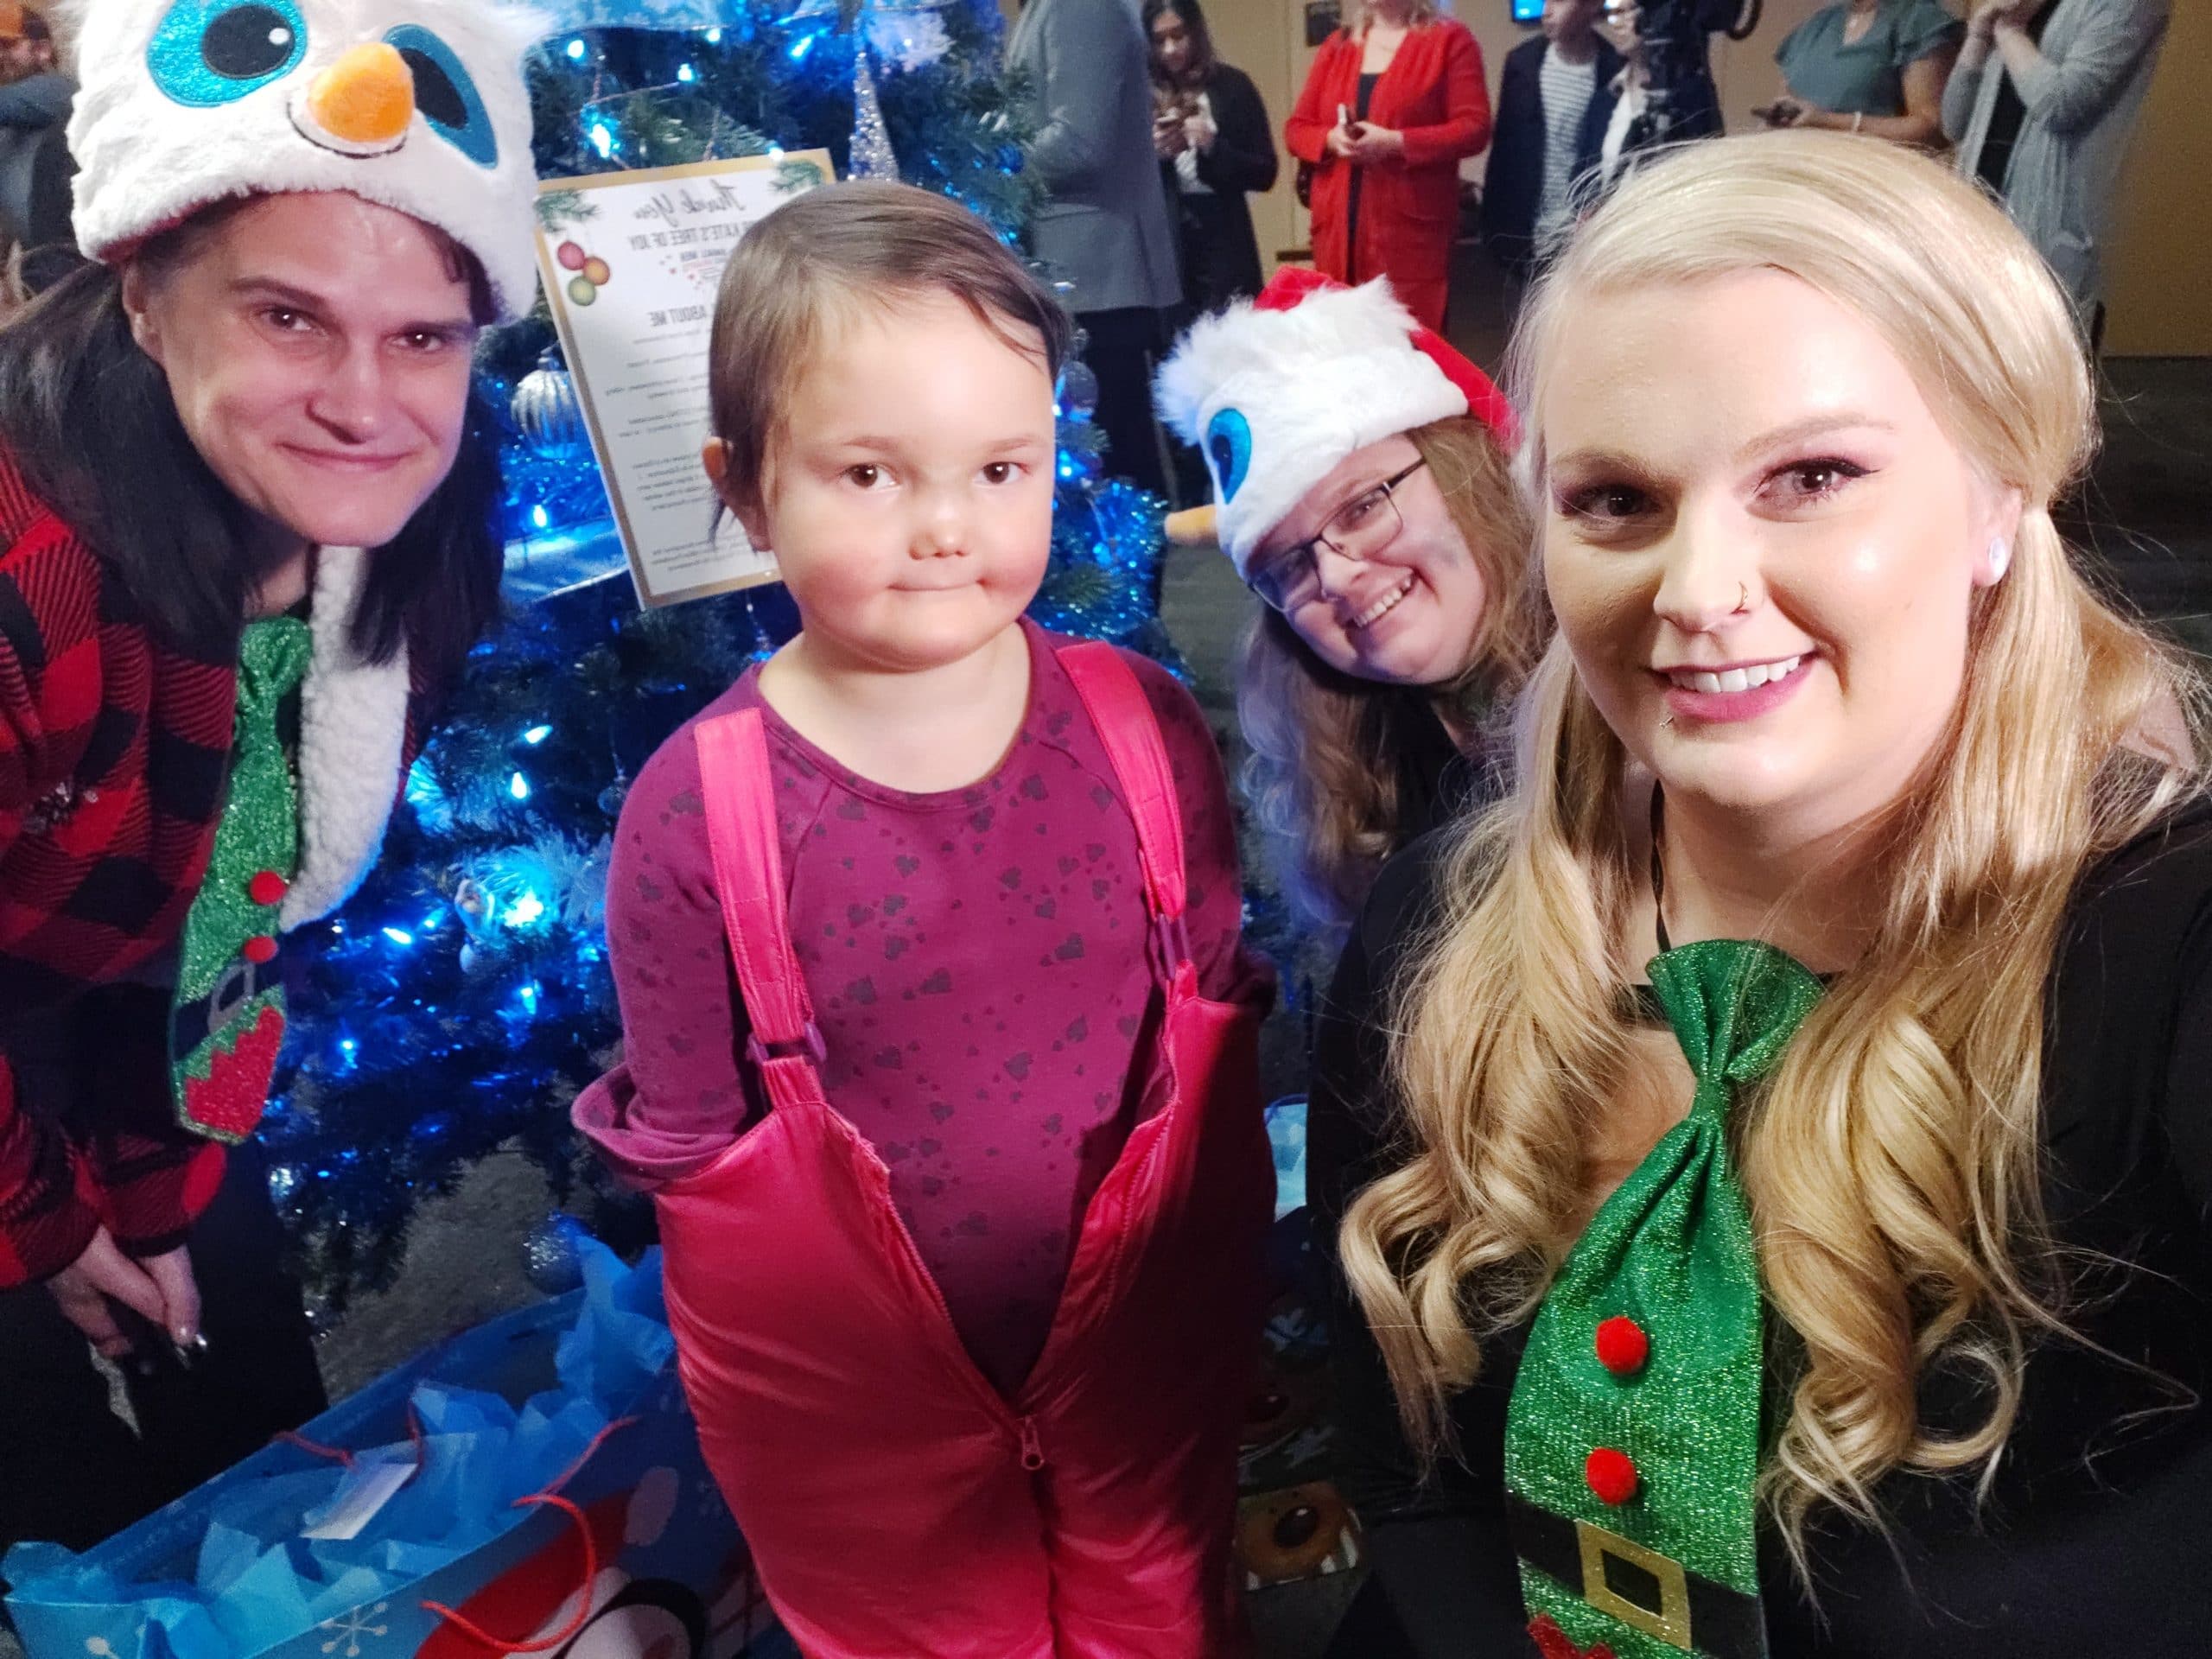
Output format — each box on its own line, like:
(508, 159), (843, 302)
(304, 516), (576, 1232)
(1154, 269), (1516, 575)
(63, 0), (548, 321)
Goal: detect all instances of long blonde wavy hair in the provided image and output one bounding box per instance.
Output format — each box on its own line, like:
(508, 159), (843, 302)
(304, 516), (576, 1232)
(1236, 415), (1541, 930)
(1338, 133), (2209, 1563)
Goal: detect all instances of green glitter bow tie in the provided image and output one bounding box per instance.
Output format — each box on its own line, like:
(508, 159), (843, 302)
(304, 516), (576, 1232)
(1505, 938), (1823, 1659)
(169, 615), (315, 1142)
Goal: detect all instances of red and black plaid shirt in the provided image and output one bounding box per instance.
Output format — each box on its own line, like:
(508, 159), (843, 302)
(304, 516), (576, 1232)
(0, 457), (426, 1285)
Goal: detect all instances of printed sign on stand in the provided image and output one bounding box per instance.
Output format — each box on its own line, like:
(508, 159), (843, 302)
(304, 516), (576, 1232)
(535, 152), (833, 607)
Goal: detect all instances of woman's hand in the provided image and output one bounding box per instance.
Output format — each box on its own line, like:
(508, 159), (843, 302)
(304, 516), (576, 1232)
(1760, 97), (1844, 130)
(48, 1229), (199, 1359)
(1182, 110), (1217, 154)
(1154, 112), (1188, 159)
(1325, 122), (1357, 160)
(1344, 124), (1405, 165)
(1969, 0), (2034, 36)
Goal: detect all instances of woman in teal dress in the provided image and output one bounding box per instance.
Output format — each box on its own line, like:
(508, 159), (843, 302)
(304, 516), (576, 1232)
(1760, 0), (1961, 147)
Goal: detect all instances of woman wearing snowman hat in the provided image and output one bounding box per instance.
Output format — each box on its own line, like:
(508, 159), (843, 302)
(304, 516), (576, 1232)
(1156, 268), (1541, 936)
(0, 0), (541, 1546)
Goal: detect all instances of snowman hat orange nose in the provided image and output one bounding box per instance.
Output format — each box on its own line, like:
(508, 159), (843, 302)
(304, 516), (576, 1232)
(306, 41), (416, 149)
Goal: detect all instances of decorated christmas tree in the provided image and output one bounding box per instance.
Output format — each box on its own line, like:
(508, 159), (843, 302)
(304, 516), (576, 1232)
(262, 0), (1177, 1308)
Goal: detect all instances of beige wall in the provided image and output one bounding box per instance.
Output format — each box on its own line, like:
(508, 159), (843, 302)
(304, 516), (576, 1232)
(2100, 0), (2209, 356)
(1194, 0), (2207, 355)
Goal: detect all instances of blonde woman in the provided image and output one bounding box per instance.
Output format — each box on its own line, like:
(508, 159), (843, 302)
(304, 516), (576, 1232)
(1155, 268), (1540, 933)
(1312, 131), (2212, 1657)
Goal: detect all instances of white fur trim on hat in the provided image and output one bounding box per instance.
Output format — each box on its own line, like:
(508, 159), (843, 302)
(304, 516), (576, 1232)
(64, 0), (547, 321)
(1154, 277), (1471, 573)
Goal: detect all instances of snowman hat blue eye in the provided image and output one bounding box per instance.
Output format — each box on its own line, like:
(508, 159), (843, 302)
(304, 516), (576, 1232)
(384, 26), (499, 167)
(148, 0), (308, 106)
(1205, 407), (1253, 503)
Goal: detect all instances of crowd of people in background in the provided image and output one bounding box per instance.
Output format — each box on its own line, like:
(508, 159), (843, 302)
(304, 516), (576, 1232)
(1007, 0), (2172, 500)
(0, 2), (70, 308)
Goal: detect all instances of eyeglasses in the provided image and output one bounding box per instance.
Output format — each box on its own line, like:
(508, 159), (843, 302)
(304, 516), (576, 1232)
(1245, 458), (1427, 613)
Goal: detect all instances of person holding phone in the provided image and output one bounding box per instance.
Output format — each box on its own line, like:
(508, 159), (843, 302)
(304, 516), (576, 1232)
(1756, 0), (1961, 147)
(1147, 0), (1278, 314)
(1284, 0), (1492, 332)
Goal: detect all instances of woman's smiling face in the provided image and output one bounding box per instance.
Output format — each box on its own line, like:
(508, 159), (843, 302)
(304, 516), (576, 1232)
(1248, 434), (1493, 688)
(1538, 269), (2016, 840)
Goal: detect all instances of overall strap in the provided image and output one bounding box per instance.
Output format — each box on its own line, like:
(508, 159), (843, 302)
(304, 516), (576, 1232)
(1056, 642), (1189, 957)
(692, 710), (824, 1067)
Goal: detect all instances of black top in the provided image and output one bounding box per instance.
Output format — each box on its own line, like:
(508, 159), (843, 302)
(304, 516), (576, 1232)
(1974, 0), (2063, 195)
(1389, 692), (1482, 851)
(1158, 62), (1279, 312)
(1344, 72), (1382, 283)
(1310, 800), (2212, 1658)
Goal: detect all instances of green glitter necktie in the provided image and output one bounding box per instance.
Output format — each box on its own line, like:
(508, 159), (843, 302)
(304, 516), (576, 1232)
(1505, 938), (1823, 1659)
(169, 616), (315, 1142)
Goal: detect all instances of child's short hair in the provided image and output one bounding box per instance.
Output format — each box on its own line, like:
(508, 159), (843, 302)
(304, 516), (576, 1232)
(708, 181), (1075, 512)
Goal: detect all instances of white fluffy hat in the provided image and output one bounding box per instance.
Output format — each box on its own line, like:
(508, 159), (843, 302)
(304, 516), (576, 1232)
(1154, 269), (1516, 574)
(65, 0), (547, 321)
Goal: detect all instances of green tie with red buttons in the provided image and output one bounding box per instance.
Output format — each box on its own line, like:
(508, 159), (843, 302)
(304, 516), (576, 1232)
(1505, 938), (1823, 1659)
(169, 615), (315, 1142)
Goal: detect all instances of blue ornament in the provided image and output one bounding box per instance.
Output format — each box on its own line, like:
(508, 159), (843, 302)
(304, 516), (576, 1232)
(522, 1211), (592, 1295)
(1058, 359), (1099, 423)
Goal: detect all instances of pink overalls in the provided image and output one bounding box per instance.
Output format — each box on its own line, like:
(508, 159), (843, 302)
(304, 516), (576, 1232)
(652, 642), (1271, 1658)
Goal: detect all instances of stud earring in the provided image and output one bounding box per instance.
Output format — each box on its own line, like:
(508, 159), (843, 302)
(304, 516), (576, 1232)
(1988, 536), (2012, 582)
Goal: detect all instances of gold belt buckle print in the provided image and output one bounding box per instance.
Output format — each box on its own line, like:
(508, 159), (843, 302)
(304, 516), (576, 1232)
(1574, 1517), (1693, 1649)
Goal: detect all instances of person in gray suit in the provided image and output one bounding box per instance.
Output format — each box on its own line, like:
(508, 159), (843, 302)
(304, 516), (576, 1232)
(1007, 0), (1182, 495)
(1943, 0), (2168, 336)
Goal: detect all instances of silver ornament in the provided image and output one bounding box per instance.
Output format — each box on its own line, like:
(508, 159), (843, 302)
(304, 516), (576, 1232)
(848, 47), (897, 181)
(512, 352), (591, 462)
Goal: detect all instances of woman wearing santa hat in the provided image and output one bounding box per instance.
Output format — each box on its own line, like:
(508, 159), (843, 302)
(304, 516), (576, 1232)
(0, 0), (540, 1547)
(1155, 268), (1540, 934)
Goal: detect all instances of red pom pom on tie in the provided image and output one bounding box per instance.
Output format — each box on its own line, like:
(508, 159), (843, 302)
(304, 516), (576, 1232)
(248, 870), (289, 906)
(243, 935), (279, 965)
(1585, 1447), (1638, 1506)
(1594, 1316), (1649, 1377)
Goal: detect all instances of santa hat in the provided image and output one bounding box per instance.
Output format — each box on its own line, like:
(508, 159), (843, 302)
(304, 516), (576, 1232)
(1154, 268), (1516, 575)
(64, 0), (547, 321)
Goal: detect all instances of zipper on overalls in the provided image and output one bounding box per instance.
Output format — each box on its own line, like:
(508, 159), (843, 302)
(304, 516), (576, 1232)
(1017, 1414), (1046, 1471)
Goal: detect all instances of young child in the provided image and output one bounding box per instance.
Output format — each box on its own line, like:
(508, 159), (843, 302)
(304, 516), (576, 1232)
(574, 181), (1275, 1658)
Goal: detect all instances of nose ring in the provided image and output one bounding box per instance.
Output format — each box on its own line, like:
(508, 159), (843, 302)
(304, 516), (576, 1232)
(1732, 582), (1751, 613)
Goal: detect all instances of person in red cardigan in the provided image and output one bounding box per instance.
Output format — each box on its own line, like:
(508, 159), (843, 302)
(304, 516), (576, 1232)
(1285, 0), (1494, 332)
(0, 0), (541, 1550)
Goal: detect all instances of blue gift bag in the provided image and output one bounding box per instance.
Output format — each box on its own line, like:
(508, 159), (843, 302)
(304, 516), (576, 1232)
(5, 1243), (794, 1659)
